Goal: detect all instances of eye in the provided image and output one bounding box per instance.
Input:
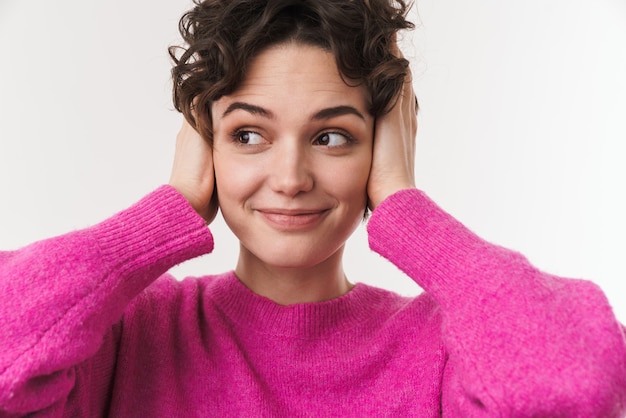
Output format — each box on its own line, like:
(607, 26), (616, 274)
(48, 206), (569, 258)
(233, 130), (264, 145)
(313, 132), (352, 147)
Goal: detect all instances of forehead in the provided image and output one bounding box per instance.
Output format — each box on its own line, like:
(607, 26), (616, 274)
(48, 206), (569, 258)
(212, 43), (370, 117)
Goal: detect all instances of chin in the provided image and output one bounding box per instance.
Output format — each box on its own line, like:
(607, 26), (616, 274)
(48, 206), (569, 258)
(240, 240), (345, 270)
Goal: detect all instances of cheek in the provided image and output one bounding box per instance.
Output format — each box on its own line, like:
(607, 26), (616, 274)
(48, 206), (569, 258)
(213, 153), (258, 205)
(321, 153), (371, 201)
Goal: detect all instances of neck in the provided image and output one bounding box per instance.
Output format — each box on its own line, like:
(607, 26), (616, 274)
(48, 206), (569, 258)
(234, 244), (352, 305)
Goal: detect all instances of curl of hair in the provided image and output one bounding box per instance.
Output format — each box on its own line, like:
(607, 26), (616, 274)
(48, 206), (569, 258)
(169, 0), (414, 143)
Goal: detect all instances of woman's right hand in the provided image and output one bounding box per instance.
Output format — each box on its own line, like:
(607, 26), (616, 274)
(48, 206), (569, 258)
(169, 119), (218, 224)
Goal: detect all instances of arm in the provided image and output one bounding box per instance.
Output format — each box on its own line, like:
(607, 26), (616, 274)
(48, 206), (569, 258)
(367, 44), (626, 416)
(0, 121), (217, 415)
(0, 186), (213, 415)
(367, 188), (626, 416)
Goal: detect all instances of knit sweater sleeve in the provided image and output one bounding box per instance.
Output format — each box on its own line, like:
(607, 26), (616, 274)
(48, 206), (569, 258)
(0, 185), (214, 416)
(367, 189), (626, 417)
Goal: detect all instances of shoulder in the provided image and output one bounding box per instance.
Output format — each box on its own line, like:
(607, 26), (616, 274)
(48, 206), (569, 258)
(356, 283), (443, 333)
(122, 272), (232, 328)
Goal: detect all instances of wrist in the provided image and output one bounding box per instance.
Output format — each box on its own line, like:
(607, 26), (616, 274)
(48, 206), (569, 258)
(368, 182), (416, 211)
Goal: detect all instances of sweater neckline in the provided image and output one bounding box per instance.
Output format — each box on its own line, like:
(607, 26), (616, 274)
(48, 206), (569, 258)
(210, 271), (384, 339)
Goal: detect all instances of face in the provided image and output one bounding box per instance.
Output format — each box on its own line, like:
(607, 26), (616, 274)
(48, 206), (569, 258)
(211, 42), (374, 270)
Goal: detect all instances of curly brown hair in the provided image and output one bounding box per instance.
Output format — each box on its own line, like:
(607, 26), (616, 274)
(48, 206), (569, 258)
(169, 0), (414, 143)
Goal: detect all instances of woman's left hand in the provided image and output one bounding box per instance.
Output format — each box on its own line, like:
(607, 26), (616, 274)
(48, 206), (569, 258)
(367, 44), (417, 211)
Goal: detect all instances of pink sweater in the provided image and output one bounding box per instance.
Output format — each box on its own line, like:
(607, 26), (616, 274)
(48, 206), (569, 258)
(1, 186), (625, 417)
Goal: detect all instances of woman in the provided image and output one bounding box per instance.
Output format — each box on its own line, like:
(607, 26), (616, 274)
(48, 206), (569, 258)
(1, 0), (625, 416)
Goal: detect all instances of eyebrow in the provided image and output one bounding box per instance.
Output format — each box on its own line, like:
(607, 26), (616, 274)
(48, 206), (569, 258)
(222, 102), (274, 119)
(221, 102), (365, 121)
(312, 105), (365, 121)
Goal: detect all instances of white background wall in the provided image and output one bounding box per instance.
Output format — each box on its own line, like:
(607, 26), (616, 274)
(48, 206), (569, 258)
(1, 0), (624, 322)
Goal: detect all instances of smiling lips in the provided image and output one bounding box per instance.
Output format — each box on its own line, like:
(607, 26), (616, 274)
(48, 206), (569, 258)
(257, 208), (330, 230)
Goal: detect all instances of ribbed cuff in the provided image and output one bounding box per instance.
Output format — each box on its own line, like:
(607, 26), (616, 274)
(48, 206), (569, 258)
(89, 185), (214, 284)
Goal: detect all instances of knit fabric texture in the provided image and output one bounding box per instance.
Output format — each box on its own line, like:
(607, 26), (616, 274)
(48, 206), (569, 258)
(1, 185), (625, 417)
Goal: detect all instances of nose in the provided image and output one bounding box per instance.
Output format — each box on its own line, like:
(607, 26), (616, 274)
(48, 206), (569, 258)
(268, 140), (314, 197)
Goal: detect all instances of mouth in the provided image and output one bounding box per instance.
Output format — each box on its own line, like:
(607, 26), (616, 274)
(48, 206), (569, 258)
(256, 208), (330, 230)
